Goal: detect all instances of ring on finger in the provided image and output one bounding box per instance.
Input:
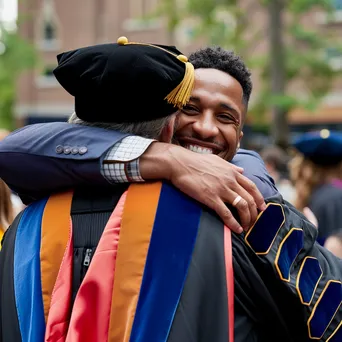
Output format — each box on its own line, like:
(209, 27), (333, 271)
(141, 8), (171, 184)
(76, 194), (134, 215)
(232, 195), (243, 207)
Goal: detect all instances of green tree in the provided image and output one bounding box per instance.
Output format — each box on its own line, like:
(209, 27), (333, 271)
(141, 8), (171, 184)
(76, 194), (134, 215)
(0, 26), (37, 130)
(157, 0), (341, 148)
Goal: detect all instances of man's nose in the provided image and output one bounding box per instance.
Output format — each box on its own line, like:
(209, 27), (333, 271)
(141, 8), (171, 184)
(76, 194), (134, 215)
(192, 113), (219, 139)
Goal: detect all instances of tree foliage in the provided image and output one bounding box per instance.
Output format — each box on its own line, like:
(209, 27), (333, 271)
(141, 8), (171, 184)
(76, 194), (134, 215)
(0, 26), (37, 129)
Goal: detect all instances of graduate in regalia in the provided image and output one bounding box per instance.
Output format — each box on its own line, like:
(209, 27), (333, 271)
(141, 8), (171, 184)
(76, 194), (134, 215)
(291, 129), (342, 245)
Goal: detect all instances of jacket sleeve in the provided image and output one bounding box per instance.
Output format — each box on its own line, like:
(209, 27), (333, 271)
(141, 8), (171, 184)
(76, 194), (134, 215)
(0, 122), (129, 204)
(232, 149), (279, 198)
(243, 195), (342, 341)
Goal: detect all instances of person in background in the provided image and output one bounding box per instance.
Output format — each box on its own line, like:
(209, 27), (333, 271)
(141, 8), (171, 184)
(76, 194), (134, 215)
(290, 129), (342, 244)
(260, 145), (294, 203)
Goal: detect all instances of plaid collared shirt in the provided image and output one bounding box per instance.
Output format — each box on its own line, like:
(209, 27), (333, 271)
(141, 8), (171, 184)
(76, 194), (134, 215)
(101, 136), (155, 183)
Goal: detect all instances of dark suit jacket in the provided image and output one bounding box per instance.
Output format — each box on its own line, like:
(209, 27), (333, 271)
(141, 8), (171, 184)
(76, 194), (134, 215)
(0, 122), (278, 203)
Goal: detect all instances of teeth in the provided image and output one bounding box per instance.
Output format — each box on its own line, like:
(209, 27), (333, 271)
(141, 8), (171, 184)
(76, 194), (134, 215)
(187, 144), (213, 154)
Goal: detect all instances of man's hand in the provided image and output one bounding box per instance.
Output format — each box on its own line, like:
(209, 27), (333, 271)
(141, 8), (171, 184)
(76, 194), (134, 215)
(140, 142), (266, 234)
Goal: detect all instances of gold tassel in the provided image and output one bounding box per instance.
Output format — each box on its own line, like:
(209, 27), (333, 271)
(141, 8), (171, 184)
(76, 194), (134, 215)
(164, 61), (195, 108)
(117, 36), (195, 108)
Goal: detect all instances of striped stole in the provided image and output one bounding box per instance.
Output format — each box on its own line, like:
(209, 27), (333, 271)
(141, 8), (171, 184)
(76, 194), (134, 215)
(12, 182), (234, 341)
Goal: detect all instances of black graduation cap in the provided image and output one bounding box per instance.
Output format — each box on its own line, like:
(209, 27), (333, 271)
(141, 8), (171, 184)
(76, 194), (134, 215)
(53, 36), (194, 123)
(293, 129), (342, 165)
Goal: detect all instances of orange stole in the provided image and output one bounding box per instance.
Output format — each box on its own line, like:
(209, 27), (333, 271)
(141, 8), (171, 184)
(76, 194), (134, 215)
(108, 182), (162, 341)
(40, 191), (73, 322)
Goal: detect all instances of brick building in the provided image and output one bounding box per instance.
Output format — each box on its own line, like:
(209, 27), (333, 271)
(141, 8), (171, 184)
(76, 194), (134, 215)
(15, 0), (342, 132)
(15, 0), (171, 125)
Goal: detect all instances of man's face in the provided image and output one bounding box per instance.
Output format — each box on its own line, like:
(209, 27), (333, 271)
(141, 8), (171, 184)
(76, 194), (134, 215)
(173, 68), (244, 161)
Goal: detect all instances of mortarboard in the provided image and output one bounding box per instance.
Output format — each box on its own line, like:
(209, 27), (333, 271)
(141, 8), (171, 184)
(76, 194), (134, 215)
(293, 129), (342, 165)
(53, 36), (194, 123)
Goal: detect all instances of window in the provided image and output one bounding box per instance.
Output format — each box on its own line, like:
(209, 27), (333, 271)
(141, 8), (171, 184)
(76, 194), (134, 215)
(123, 0), (162, 31)
(36, 65), (59, 88)
(36, 0), (61, 51)
(129, 0), (158, 18)
(315, 0), (342, 23)
(325, 47), (342, 70)
(43, 21), (56, 41)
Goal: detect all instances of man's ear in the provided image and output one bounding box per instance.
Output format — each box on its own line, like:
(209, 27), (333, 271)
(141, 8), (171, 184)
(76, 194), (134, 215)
(159, 115), (176, 143)
(237, 131), (243, 151)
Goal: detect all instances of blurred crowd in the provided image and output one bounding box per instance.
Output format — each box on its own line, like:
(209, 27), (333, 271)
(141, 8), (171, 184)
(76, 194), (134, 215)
(260, 129), (342, 258)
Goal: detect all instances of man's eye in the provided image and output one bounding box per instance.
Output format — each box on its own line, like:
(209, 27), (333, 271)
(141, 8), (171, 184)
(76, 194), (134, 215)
(182, 105), (199, 115)
(217, 114), (239, 125)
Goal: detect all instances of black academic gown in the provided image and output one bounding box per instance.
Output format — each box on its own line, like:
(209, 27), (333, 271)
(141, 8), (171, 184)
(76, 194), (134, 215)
(0, 188), (341, 342)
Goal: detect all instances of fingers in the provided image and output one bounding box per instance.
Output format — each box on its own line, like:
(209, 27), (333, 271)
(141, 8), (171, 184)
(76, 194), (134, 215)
(232, 165), (244, 174)
(237, 173), (266, 211)
(214, 200), (243, 234)
(231, 188), (258, 230)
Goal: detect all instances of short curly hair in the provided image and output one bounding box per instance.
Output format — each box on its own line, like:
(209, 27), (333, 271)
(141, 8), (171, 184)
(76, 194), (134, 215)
(189, 47), (252, 108)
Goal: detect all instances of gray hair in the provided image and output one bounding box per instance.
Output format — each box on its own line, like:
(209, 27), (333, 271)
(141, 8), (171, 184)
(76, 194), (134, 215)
(68, 112), (174, 140)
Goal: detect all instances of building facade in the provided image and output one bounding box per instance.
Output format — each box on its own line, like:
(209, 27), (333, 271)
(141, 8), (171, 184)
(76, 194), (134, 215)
(15, 0), (171, 125)
(16, 0), (342, 131)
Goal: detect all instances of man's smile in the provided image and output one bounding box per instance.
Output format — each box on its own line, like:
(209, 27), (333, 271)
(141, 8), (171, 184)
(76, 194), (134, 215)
(186, 144), (213, 154)
(176, 137), (224, 155)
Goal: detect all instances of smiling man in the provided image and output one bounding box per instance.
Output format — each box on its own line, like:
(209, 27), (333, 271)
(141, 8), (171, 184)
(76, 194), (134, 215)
(173, 65), (246, 160)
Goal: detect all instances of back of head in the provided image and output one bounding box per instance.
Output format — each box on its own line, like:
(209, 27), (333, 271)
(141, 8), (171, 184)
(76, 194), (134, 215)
(68, 112), (173, 140)
(188, 46), (252, 109)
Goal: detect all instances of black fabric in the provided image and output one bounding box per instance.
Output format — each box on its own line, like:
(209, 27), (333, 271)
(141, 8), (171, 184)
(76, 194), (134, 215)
(0, 212), (24, 342)
(232, 233), (309, 342)
(54, 42), (186, 123)
(309, 183), (342, 239)
(168, 211), (229, 342)
(70, 186), (127, 303)
(168, 203), (311, 342)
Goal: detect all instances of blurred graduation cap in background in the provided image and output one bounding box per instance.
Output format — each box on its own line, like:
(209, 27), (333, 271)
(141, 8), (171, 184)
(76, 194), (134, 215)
(293, 129), (342, 166)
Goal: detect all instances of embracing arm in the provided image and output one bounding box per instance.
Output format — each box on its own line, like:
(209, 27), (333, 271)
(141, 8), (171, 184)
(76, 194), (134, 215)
(239, 195), (342, 341)
(0, 122), (267, 231)
(0, 122), (131, 203)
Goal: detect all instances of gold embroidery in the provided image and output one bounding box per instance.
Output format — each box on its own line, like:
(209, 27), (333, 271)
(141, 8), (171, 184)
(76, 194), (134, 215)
(274, 228), (303, 282)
